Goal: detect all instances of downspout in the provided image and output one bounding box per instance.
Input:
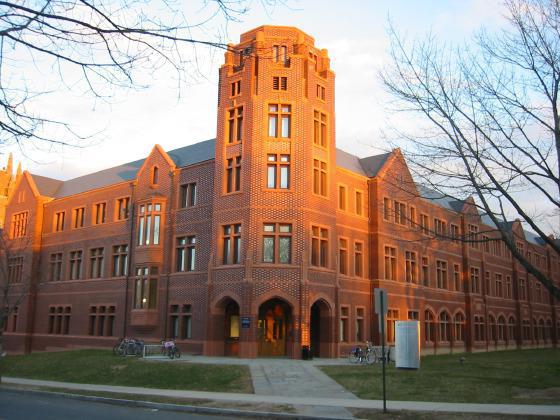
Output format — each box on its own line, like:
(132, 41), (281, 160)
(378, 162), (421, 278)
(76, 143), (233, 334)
(163, 168), (177, 341)
(122, 181), (136, 338)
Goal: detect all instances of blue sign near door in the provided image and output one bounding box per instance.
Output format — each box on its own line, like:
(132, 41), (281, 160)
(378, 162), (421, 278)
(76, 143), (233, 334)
(241, 316), (250, 328)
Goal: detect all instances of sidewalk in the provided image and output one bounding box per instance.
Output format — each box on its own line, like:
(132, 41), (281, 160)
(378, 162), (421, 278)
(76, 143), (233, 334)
(3, 376), (560, 417)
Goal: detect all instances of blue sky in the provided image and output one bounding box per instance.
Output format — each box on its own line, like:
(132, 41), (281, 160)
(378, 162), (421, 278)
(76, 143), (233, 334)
(6, 0), (506, 179)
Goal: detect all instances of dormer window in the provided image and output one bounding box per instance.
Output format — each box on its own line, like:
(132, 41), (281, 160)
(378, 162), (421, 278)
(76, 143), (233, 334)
(152, 166), (159, 185)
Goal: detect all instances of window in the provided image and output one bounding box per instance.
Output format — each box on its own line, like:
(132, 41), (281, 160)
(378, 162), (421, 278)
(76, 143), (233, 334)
(474, 315), (485, 341)
(394, 201), (406, 225)
(383, 198), (391, 221)
(467, 224), (479, 249)
(272, 76), (287, 90)
(505, 276), (512, 299)
(69, 251), (83, 280)
(454, 313), (466, 341)
(313, 159), (327, 196)
(267, 154), (290, 189)
(169, 304), (192, 339)
(354, 241), (363, 277)
(508, 316), (516, 341)
(519, 278), (526, 300)
(11, 211), (28, 238)
(420, 214), (429, 235)
(116, 197), (130, 220)
(112, 245), (128, 277)
(338, 238), (348, 274)
(180, 183), (197, 207)
(434, 218), (447, 237)
(453, 263), (461, 291)
(50, 253), (63, 281)
(436, 260), (448, 289)
(482, 235), (490, 253)
(48, 306), (71, 335)
(89, 248), (104, 279)
(93, 202), (106, 225)
(384, 246), (397, 280)
(227, 106), (243, 143)
(6, 306), (18, 332)
(54, 211), (65, 232)
(488, 315), (496, 342)
(495, 273), (503, 298)
(450, 224), (460, 242)
(311, 226), (329, 268)
(424, 310), (436, 343)
(338, 185), (346, 210)
(422, 256), (429, 286)
(409, 206), (417, 227)
(273, 45), (288, 64)
(313, 110), (327, 147)
(73, 207), (85, 228)
(386, 309), (399, 343)
(316, 84), (325, 100)
(522, 319), (531, 340)
(262, 223), (292, 264)
(134, 266), (158, 309)
(355, 191), (363, 216)
(7, 256), (23, 283)
(340, 306), (349, 342)
(439, 312), (451, 342)
(176, 236), (196, 271)
(88, 306), (115, 337)
(408, 310), (419, 320)
(356, 307), (365, 341)
(268, 104), (291, 138)
(231, 80), (241, 96)
(226, 156), (242, 193)
(222, 224), (241, 265)
(405, 251), (417, 283)
(151, 166), (159, 185)
(138, 202), (162, 246)
(470, 267), (480, 293)
(497, 316), (506, 341)
(485, 271), (491, 296)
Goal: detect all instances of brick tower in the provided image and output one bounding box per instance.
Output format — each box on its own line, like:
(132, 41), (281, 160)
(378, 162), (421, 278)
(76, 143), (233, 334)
(208, 26), (338, 358)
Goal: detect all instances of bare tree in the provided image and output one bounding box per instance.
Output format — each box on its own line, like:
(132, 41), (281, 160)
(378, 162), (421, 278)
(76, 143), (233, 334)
(0, 0), (279, 152)
(380, 0), (560, 298)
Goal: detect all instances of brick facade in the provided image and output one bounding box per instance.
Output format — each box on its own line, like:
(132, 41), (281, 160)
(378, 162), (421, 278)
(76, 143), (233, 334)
(4, 26), (559, 358)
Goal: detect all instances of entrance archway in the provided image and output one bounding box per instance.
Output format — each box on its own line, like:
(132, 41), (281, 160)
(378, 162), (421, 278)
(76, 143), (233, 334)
(223, 299), (240, 356)
(258, 298), (292, 357)
(310, 299), (331, 357)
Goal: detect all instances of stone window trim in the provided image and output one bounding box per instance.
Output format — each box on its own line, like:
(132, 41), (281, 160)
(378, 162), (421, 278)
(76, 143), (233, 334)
(354, 240), (364, 278)
(115, 196), (131, 221)
(137, 201), (164, 247)
(54, 210), (65, 232)
(72, 206), (86, 229)
(179, 182), (198, 208)
(175, 235), (197, 272)
(338, 236), (348, 275)
(262, 222), (292, 265)
(92, 201), (107, 225)
(221, 223), (242, 266)
(68, 249), (83, 281)
(339, 305), (350, 342)
(230, 79), (241, 97)
(354, 189), (364, 217)
(312, 158), (328, 198)
(337, 183), (347, 211)
(313, 109), (328, 148)
(267, 103), (291, 139)
(311, 224), (329, 269)
(169, 303), (193, 340)
(226, 105), (244, 144)
(11, 211), (28, 239)
(225, 155), (242, 194)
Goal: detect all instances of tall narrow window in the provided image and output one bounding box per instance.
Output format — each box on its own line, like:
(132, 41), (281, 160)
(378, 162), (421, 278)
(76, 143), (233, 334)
(468, 224), (479, 249)
(134, 266), (158, 309)
(50, 253), (63, 281)
(340, 306), (349, 342)
(54, 211), (65, 232)
(450, 224), (460, 242)
(152, 166), (159, 185)
(311, 226), (328, 268)
(338, 185), (346, 210)
(338, 238), (348, 274)
(422, 256), (429, 286)
(405, 251), (417, 283)
(272, 76), (287, 90)
(11, 211), (28, 238)
(176, 236), (196, 272)
(356, 307), (365, 341)
(73, 207), (85, 228)
(268, 104), (291, 138)
(470, 267), (480, 293)
(355, 191), (363, 216)
(267, 154), (290, 189)
(495, 273), (503, 298)
(420, 214), (429, 235)
(227, 106), (243, 143)
(409, 206), (417, 227)
(316, 84), (325, 100)
(273, 45), (288, 64)
(434, 218), (447, 237)
(7, 256), (23, 283)
(436, 260), (448, 289)
(386, 309), (399, 343)
(93, 202), (106, 225)
(138, 202), (162, 246)
(439, 312), (451, 342)
(313, 159), (327, 196)
(384, 246), (397, 280)
(313, 110), (327, 147)
(425, 310), (436, 343)
(169, 304), (192, 339)
(222, 224), (241, 265)
(112, 245), (128, 277)
(354, 241), (363, 277)
(394, 201), (407, 225)
(180, 183), (197, 207)
(116, 197), (130, 220)
(454, 313), (466, 341)
(230, 80), (241, 96)
(69, 250), (83, 280)
(454, 263), (461, 291)
(262, 223), (292, 264)
(226, 156), (242, 193)
(89, 248), (104, 279)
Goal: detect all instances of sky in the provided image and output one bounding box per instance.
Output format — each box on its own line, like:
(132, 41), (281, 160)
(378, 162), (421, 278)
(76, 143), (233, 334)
(5, 0), (507, 180)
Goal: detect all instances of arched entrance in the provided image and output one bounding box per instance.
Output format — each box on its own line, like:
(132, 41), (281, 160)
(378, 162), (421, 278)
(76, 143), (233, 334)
(258, 298), (292, 357)
(223, 299), (240, 356)
(310, 299), (331, 357)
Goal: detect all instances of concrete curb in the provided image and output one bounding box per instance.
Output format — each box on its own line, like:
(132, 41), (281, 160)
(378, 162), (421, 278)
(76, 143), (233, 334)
(0, 387), (335, 420)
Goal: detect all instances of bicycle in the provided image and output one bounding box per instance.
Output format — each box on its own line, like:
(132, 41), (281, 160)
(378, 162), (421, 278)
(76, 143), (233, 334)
(348, 342), (375, 364)
(162, 340), (181, 359)
(114, 337), (144, 357)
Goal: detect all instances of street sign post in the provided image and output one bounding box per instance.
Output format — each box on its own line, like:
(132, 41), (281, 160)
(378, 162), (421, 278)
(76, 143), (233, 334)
(374, 288), (388, 413)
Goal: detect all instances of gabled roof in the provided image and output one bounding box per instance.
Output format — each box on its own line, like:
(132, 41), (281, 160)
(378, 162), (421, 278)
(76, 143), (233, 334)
(30, 174), (64, 197)
(358, 152), (392, 177)
(417, 185), (466, 213)
(336, 149), (368, 176)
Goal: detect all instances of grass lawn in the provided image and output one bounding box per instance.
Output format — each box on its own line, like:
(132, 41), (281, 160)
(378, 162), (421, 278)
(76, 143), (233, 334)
(320, 348), (560, 405)
(0, 349), (252, 393)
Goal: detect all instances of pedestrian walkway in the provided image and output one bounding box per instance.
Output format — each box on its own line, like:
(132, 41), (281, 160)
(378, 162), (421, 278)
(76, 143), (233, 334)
(3, 376), (560, 418)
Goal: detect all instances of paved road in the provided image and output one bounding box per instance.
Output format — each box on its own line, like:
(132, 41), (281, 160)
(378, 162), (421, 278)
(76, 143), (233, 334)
(0, 389), (237, 420)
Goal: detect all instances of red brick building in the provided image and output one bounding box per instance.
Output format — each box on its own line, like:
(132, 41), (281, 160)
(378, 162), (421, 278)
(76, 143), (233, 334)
(4, 26), (559, 358)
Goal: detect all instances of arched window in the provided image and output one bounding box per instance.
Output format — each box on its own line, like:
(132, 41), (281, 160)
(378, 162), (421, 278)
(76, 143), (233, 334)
(424, 310), (435, 344)
(497, 316), (506, 341)
(545, 319), (553, 343)
(152, 166), (159, 185)
(454, 312), (465, 342)
(533, 318), (539, 342)
(508, 316), (516, 342)
(538, 319), (545, 342)
(474, 315), (485, 341)
(439, 311), (451, 342)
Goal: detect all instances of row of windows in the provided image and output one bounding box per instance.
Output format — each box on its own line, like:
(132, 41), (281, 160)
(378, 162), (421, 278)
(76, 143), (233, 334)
(49, 245), (128, 281)
(229, 77), (324, 99)
(338, 185), (364, 216)
(52, 198), (130, 233)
